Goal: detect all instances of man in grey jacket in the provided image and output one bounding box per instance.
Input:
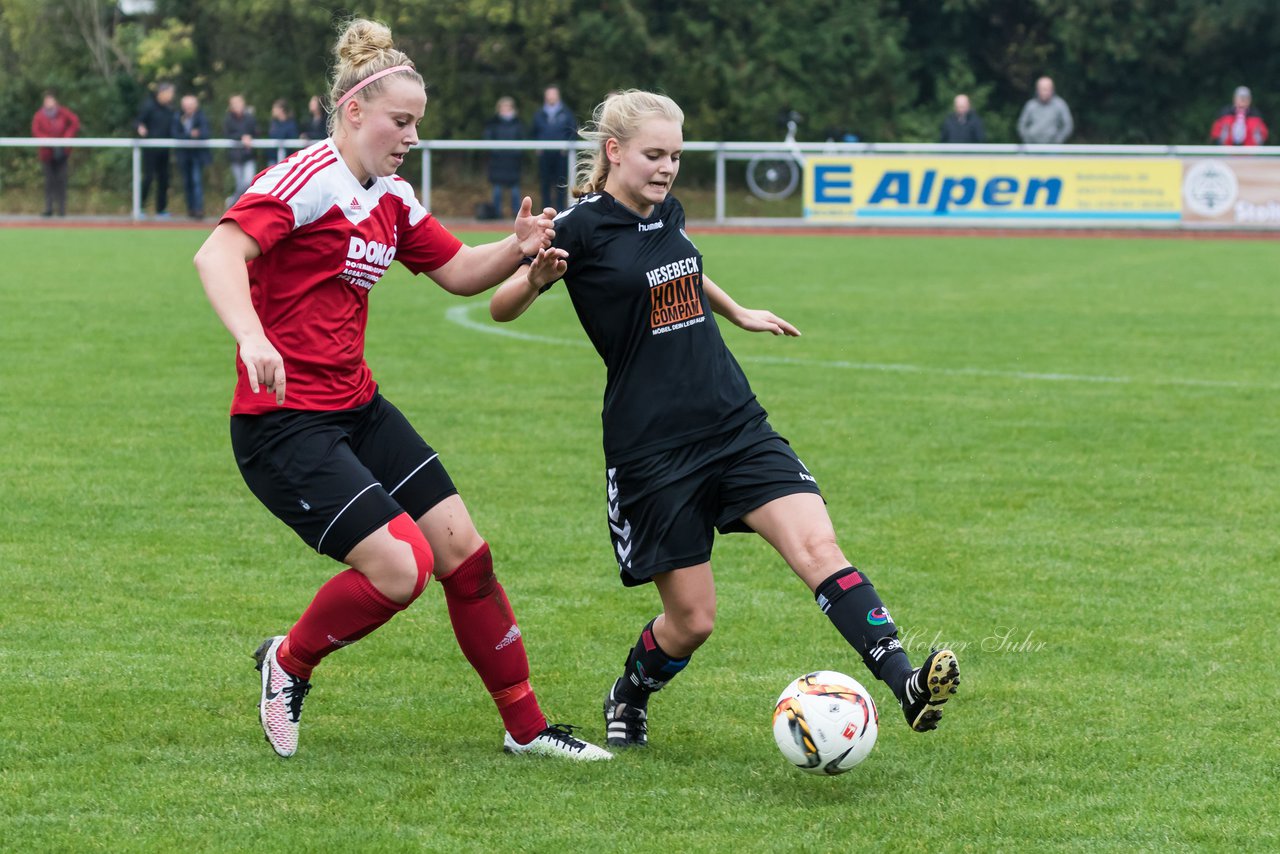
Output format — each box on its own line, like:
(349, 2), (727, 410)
(1018, 77), (1073, 144)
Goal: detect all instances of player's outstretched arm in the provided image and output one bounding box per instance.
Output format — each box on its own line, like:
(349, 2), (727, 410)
(490, 247), (568, 322)
(194, 222), (287, 404)
(430, 197), (557, 297)
(704, 275), (801, 337)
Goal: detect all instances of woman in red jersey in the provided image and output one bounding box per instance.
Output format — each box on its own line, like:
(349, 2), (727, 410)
(194, 18), (609, 761)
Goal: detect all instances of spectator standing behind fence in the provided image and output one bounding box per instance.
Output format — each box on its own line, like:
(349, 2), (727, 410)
(224, 94), (258, 208)
(267, 99), (299, 167)
(301, 95), (328, 141)
(173, 94), (212, 220)
(940, 94), (985, 144)
(31, 89), (79, 217)
(532, 84), (575, 211)
(136, 82), (176, 218)
(1211, 86), (1269, 146)
(483, 96), (526, 219)
(1017, 77), (1073, 144)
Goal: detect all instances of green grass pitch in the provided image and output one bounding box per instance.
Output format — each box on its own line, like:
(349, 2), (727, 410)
(1, 226), (1277, 852)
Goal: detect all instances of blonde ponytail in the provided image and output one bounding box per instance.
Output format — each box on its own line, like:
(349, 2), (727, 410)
(574, 90), (684, 198)
(327, 18), (424, 134)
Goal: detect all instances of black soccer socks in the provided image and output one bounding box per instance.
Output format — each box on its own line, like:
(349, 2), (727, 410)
(815, 566), (913, 701)
(614, 617), (691, 705)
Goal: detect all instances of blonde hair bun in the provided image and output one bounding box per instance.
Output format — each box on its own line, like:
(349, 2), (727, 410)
(334, 19), (396, 69)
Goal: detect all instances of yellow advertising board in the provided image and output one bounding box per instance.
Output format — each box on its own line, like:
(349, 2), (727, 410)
(804, 156), (1183, 225)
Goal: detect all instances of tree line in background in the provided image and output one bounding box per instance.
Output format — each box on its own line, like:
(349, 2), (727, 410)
(2, 0), (1278, 145)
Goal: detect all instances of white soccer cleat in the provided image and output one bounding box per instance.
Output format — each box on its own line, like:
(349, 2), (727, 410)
(503, 724), (613, 761)
(253, 636), (312, 757)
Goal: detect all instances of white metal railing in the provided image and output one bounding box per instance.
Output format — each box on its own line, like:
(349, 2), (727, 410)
(4, 136), (1280, 222)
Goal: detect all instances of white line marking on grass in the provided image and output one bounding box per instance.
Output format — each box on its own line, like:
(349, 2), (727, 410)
(741, 355), (1277, 390)
(443, 302), (1276, 392)
(444, 303), (590, 348)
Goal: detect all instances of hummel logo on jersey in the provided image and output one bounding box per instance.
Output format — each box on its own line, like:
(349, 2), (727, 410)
(638, 219), (664, 232)
(495, 625), (523, 651)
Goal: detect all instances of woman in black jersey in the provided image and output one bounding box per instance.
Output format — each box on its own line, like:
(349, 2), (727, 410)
(491, 91), (959, 748)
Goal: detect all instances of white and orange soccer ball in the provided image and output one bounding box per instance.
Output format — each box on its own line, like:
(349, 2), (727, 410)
(772, 671), (878, 775)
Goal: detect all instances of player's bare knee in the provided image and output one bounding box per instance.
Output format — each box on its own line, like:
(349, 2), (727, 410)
(794, 529), (844, 574)
(686, 619), (715, 648)
(352, 552), (419, 604)
(672, 608), (715, 648)
(388, 561), (423, 604)
(436, 541), (495, 598)
(422, 524), (486, 580)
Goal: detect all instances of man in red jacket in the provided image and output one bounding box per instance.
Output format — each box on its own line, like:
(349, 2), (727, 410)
(1211, 86), (1268, 147)
(31, 90), (80, 217)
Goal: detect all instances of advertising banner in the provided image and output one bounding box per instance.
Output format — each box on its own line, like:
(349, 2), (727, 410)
(1181, 158), (1280, 228)
(804, 156), (1183, 226)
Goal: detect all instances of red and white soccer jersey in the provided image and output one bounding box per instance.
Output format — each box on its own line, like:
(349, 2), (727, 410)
(222, 139), (462, 415)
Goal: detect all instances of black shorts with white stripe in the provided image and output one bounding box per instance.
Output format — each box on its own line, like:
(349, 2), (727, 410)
(230, 390), (457, 561)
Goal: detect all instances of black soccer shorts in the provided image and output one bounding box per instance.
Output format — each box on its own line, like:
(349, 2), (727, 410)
(230, 391), (458, 562)
(604, 413), (824, 587)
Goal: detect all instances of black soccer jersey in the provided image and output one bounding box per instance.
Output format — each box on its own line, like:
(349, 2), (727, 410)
(549, 192), (766, 465)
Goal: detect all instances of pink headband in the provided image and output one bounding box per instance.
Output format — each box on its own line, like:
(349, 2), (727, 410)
(336, 64), (415, 107)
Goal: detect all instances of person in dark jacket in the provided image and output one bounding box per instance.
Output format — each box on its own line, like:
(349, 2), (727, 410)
(31, 90), (80, 217)
(266, 99), (299, 167)
(483, 97), (526, 219)
(1211, 86), (1269, 146)
(940, 94), (986, 144)
(136, 82), (176, 217)
(173, 94), (212, 219)
(224, 94), (258, 208)
(301, 95), (328, 141)
(531, 85), (576, 211)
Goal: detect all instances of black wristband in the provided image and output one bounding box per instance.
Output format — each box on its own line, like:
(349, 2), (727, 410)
(519, 255), (536, 267)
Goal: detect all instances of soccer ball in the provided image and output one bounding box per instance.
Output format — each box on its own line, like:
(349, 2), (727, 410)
(772, 670), (878, 775)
